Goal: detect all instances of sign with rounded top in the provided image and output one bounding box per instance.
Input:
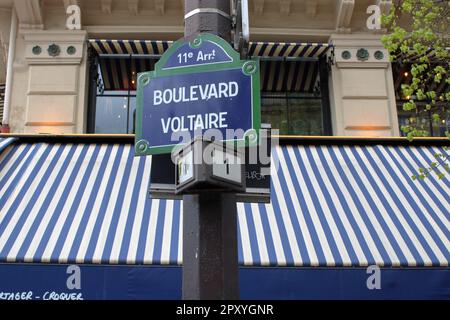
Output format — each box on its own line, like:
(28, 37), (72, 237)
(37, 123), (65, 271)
(135, 33), (261, 156)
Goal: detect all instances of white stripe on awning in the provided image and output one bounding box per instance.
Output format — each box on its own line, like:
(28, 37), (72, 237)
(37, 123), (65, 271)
(0, 137), (16, 153)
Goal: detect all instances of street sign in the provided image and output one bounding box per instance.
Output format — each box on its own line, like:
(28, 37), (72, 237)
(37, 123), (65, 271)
(135, 33), (261, 156)
(149, 124), (271, 203)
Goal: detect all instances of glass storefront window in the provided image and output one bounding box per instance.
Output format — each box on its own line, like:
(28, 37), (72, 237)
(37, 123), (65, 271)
(95, 96), (129, 133)
(288, 97), (323, 135)
(397, 104), (449, 137)
(90, 53), (330, 136)
(261, 93), (324, 135)
(91, 55), (159, 134)
(393, 62), (449, 137)
(261, 94), (288, 134)
(129, 96), (136, 134)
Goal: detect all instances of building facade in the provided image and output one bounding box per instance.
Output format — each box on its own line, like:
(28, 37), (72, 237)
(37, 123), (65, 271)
(1, 0), (446, 137)
(0, 1), (449, 300)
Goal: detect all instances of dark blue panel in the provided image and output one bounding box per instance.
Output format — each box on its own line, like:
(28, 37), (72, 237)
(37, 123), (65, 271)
(0, 264), (181, 300)
(240, 267), (450, 300)
(0, 264), (448, 300)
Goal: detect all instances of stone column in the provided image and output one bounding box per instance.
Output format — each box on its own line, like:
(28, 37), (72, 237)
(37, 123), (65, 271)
(19, 30), (87, 134)
(328, 34), (399, 136)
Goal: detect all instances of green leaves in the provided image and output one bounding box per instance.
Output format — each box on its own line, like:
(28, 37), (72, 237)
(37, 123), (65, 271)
(426, 90), (436, 100)
(401, 84), (414, 98)
(433, 65), (446, 83)
(382, 0), (449, 181)
(401, 0), (413, 12)
(432, 113), (440, 123)
(416, 89), (426, 101)
(403, 101), (416, 111)
(411, 153), (449, 181)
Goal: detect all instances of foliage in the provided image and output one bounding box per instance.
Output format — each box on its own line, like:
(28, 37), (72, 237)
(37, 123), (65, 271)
(381, 0), (449, 179)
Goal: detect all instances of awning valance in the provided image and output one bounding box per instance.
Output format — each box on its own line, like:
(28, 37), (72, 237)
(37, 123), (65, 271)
(247, 42), (330, 59)
(260, 59), (320, 93)
(89, 39), (331, 59)
(90, 40), (326, 93)
(0, 137), (448, 267)
(96, 56), (321, 93)
(90, 39), (172, 56)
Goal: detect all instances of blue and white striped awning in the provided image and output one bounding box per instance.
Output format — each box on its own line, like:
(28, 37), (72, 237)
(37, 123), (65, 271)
(89, 39), (328, 93)
(0, 137), (16, 153)
(0, 139), (448, 267)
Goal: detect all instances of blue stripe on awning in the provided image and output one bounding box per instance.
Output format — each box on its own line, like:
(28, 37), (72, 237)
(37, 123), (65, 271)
(0, 141), (448, 267)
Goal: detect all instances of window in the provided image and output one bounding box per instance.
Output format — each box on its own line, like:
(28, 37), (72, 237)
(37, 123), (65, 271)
(261, 93), (324, 135)
(397, 103), (449, 137)
(95, 95), (130, 133)
(89, 51), (331, 136)
(259, 58), (330, 135)
(393, 62), (449, 137)
(90, 55), (159, 134)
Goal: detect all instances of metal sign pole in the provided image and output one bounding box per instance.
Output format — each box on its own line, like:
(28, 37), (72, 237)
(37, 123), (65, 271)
(182, 0), (239, 300)
(184, 0), (232, 43)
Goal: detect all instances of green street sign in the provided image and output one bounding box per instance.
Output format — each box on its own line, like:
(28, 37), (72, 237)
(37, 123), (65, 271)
(135, 33), (261, 156)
